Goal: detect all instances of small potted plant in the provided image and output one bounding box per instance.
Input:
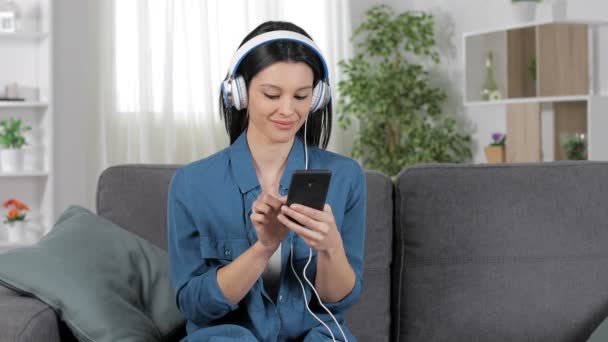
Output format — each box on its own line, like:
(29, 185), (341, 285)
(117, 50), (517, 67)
(484, 132), (506, 163)
(0, 118), (31, 172)
(2, 198), (29, 242)
(511, 0), (543, 23)
(560, 133), (586, 160)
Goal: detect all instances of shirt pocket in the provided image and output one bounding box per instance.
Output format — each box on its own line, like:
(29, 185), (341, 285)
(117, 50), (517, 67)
(199, 237), (251, 261)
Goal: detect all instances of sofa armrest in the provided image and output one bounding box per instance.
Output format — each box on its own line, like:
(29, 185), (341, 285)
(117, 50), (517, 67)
(0, 285), (63, 342)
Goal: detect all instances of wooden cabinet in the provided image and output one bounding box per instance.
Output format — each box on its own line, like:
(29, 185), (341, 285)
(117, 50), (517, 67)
(464, 20), (608, 162)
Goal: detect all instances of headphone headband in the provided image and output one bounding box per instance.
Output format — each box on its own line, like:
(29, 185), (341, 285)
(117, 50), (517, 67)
(226, 30), (329, 79)
(222, 30), (331, 112)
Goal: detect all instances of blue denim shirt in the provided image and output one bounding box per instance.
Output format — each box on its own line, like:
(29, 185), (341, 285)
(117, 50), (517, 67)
(167, 130), (366, 341)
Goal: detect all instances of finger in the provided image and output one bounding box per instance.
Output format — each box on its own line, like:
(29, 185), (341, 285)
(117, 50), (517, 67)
(250, 213), (269, 225)
(279, 195), (287, 204)
(296, 236), (318, 250)
(262, 193), (283, 211)
(289, 203), (331, 222)
(280, 205), (324, 232)
(252, 201), (272, 216)
(277, 213), (322, 242)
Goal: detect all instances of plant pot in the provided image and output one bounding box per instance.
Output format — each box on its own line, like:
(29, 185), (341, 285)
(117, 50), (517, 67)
(484, 145), (506, 163)
(23, 145), (44, 171)
(0, 148), (24, 172)
(552, 0), (568, 21)
(511, 2), (537, 23)
(4, 220), (25, 243)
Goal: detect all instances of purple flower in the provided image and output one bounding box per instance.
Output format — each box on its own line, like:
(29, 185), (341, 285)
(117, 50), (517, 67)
(491, 132), (506, 146)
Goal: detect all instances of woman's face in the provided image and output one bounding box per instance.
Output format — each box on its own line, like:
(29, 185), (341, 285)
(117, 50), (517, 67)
(247, 61), (314, 144)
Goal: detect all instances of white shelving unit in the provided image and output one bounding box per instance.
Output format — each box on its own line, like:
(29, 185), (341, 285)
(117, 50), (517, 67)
(0, 240), (37, 254)
(0, 0), (53, 251)
(0, 31), (49, 41)
(0, 101), (49, 108)
(463, 19), (608, 162)
(464, 95), (591, 107)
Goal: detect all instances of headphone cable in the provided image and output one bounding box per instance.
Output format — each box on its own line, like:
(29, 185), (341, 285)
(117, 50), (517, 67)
(289, 118), (348, 342)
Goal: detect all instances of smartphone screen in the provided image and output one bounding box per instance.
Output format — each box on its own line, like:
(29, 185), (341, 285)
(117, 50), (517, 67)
(286, 170), (332, 211)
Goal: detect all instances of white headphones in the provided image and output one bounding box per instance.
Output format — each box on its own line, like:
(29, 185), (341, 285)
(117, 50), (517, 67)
(221, 30), (332, 113)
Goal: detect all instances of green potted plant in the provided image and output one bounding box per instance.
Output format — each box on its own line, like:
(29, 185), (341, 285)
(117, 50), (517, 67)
(337, 5), (472, 177)
(0, 118), (31, 172)
(560, 133), (586, 160)
(484, 132), (506, 163)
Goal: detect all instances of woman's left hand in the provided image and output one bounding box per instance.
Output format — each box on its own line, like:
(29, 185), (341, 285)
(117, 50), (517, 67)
(277, 201), (343, 255)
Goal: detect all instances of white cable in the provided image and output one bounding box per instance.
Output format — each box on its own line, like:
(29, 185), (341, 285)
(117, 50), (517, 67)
(293, 118), (348, 342)
(304, 118), (308, 170)
(290, 242), (336, 342)
(302, 249), (349, 342)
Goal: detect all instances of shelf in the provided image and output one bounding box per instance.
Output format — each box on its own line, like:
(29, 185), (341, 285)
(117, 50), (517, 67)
(0, 240), (38, 250)
(0, 32), (49, 41)
(464, 95), (590, 107)
(0, 171), (48, 178)
(463, 19), (608, 38)
(0, 0), (55, 234)
(0, 101), (49, 108)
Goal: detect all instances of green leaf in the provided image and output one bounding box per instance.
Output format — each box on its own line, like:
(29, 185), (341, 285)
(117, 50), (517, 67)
(0, 118), (31, 148)
(336, 4), (472, 177)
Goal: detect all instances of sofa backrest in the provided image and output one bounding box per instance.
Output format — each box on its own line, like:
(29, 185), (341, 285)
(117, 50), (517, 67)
(96, 164), (394, 341)
(392, 162), (608, 341)
(97, 164), (180, 250)
(347, 171), (393, 341)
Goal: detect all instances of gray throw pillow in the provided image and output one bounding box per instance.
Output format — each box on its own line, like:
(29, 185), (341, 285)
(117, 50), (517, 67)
(588, 317), (608, 341)
(0, 205), (184, 342)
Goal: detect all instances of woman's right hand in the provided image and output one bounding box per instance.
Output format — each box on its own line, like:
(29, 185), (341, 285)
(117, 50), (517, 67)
(250, 193), (289, 252)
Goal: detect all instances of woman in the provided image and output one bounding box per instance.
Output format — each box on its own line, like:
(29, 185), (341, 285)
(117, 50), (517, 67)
(168, 21), (366, 342)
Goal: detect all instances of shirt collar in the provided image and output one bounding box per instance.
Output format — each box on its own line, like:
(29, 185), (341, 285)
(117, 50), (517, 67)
(228, 128), (306, 194)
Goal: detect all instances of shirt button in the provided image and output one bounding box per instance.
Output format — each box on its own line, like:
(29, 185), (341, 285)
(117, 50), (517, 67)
(279, 295), (283, 301)
(224, 249), (231, 256)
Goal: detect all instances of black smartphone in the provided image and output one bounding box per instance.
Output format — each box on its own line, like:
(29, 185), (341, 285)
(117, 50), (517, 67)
(286, 170), (332, 211)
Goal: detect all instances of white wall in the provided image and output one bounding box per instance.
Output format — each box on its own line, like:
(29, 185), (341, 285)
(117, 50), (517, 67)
(350, 0), (608, 163)
(53, 0), (101, 218)
(51, 0), (608, 221)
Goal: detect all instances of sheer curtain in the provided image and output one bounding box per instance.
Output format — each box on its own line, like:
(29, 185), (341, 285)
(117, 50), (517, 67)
(98, 0), (354, 170)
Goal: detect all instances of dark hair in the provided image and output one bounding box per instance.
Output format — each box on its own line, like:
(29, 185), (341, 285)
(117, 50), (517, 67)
(219, 21), (332, 149)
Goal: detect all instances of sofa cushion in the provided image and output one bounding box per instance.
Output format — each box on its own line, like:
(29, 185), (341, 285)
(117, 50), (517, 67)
(588, 315), (608, 342)
(0, 205), (185, 342)
(393, 162), (608, 341)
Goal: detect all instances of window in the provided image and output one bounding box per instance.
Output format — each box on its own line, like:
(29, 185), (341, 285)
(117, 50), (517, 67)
(114, 0), (335, 120)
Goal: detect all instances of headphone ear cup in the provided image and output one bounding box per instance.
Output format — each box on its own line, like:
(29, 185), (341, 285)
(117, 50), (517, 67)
(221, 79), (231, 107)
(233, 75), (248, 110)
(310, 80), (331, 113)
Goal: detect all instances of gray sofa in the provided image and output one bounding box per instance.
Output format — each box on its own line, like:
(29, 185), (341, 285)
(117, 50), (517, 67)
(2, 162), (608, 341)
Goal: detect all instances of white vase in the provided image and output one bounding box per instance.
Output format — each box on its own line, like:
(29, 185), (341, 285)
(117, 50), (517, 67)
(552, 0), (568, 21)
(23, 145), (44, 171)
(4, 221), (25, 243)
(511, 2), (538, 23)
(0, 148), (24, 172)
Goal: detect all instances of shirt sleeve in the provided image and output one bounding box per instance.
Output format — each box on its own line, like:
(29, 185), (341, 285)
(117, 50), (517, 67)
(322, 161), (367, 314)
(167, 168), (238, 326)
